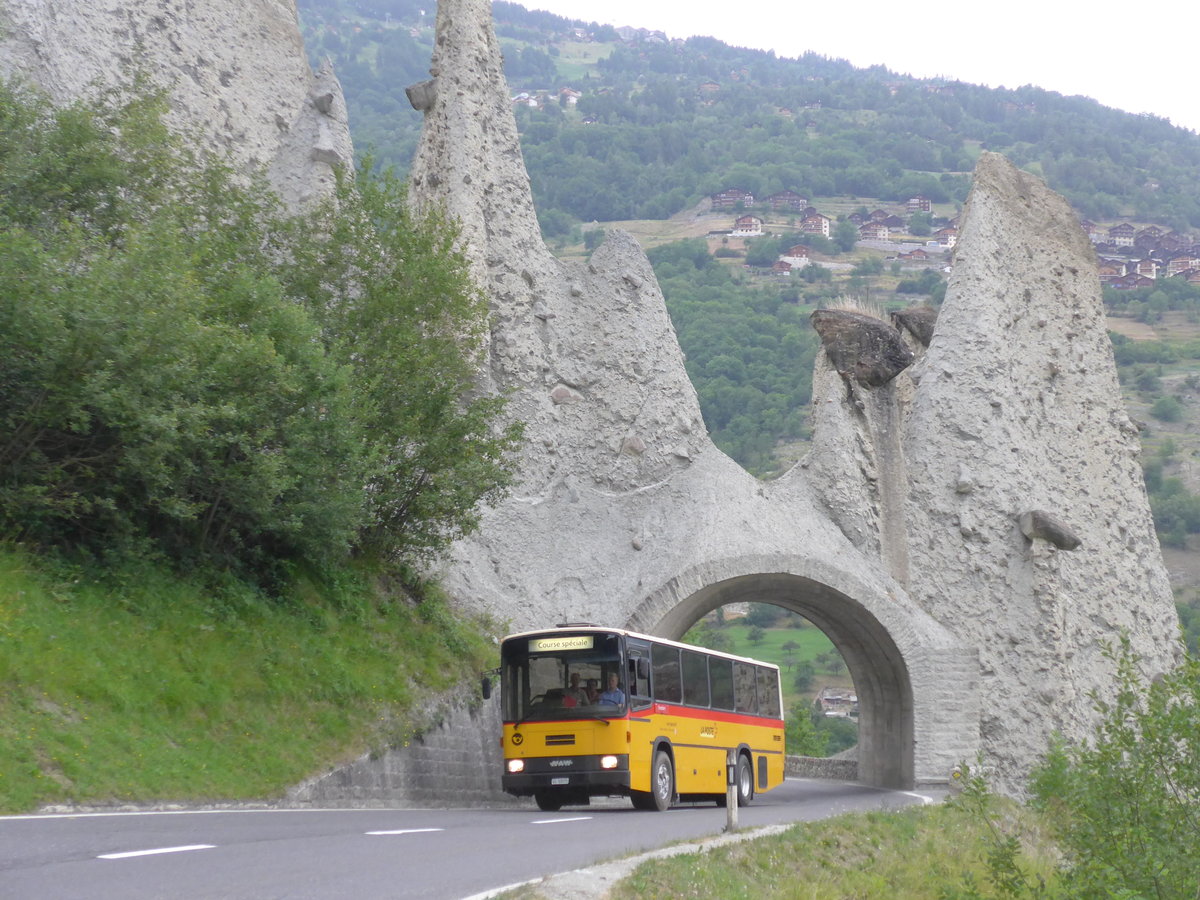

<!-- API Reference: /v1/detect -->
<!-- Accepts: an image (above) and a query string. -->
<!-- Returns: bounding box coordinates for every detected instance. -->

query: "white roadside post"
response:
[725,748,739,832]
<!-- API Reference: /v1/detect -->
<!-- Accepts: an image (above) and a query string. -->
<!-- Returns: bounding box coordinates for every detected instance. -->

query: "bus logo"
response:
[549,759,574,767]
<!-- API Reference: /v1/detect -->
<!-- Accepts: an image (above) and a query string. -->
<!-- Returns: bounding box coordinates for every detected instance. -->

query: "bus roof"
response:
[499,624,781,672]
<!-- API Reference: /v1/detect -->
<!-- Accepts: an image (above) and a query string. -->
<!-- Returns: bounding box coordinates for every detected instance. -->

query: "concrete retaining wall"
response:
[287,695,516,808]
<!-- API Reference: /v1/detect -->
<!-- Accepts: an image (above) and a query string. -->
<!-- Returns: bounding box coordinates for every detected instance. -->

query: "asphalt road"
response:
[0,779,938,899]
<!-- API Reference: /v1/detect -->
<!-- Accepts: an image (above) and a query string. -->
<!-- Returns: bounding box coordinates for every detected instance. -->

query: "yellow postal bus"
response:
[498,625,785,811]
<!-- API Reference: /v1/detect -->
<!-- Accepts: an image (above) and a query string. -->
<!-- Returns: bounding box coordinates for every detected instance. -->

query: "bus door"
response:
[626,641,651,710]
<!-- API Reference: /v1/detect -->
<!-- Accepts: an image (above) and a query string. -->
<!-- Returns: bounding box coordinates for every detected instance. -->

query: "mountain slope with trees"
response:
[298,0,1200,234]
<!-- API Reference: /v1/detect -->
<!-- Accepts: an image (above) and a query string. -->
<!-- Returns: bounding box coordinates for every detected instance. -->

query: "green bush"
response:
[1029,635,1199,899]
[0,81,519,586]
[1150,395,1184,422]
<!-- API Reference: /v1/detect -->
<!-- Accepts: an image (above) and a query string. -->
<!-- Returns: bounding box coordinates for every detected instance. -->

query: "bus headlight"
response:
[600,755,619,769]
[507,759,525,774]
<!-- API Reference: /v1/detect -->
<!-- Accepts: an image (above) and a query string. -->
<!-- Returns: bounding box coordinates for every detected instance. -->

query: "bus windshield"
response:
[501,631,625,721]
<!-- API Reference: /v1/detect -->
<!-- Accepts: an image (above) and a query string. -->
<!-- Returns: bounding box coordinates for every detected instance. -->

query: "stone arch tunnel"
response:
[639,573,916,790]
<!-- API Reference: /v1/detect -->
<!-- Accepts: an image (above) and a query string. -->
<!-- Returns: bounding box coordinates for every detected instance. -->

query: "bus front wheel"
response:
[631,750,674,811]
[534,791,563,811]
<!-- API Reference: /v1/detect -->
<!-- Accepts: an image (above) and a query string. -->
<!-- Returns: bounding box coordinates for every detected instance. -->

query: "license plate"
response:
[551,777,569,785]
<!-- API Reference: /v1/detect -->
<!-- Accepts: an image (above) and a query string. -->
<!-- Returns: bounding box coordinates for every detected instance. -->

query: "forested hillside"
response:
[298,0,1200,234]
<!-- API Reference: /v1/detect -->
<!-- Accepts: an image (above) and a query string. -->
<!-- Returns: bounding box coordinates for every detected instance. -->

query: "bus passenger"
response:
[566,672,588,706]
[584,678,600,704]
[598,672,625,706]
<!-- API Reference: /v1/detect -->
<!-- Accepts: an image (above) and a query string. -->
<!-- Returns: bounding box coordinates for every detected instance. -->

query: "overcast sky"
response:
[524,0,1200,136]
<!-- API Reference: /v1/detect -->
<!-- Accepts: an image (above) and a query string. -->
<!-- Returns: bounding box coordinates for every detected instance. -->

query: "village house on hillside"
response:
[766,190,808,211]
[711,188,754,209]
[779,244,811,268]
[934,226,957,248]
[802,211,833,237]
[907,195,932,213]
[1108,223,1136,247]
[732,214,764,237]
[859,221,889,241]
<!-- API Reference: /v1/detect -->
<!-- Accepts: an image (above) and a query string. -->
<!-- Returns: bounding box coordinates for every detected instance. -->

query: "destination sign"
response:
[530,635,594,652]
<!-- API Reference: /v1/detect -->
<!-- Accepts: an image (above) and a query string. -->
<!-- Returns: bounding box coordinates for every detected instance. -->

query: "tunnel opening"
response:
[636,571,915,789]
[683,603,859,763]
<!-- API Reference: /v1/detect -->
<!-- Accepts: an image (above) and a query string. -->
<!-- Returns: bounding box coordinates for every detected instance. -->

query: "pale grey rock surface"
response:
[0,0,351,210]
[901,153,1181,784]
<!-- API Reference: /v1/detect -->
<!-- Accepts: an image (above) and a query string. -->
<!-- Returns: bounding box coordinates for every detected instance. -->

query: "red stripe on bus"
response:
[648,703,784,728]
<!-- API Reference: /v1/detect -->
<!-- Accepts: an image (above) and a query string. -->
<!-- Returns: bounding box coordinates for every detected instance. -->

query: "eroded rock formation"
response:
[0,0,352,210]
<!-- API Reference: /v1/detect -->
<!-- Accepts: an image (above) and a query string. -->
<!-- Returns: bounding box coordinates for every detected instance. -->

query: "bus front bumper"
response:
[502,754,630,797]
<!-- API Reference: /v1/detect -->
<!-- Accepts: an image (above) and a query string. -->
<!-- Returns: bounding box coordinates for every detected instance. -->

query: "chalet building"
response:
[1167,256,1200,277]
[1098,259,1128,282]
[802,212,833,237]
[816,687,858,718]
[1161,232,1194,253]
[732,214,764,237]
[1134,259,1158,278]
[712,188,754,209]
[771,260,795,275]
[869,208,891,223]
[882,215,907,230]
[1083,221,1107,244]
[859,222,889,241]
[766,190,809,212]
[847,212,865,226]
[898,248,930,261]
[1108,223,1136,247]
[1110,273,1155,290]
[1135,229,1164,253]
[699,81,721,94]
[559,88,581,105]
[779,244,812,268]
[907,195,933,213]
[934,226,958,248]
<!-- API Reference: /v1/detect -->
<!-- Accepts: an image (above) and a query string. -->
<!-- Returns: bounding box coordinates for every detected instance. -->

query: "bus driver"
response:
[598,671,625,706]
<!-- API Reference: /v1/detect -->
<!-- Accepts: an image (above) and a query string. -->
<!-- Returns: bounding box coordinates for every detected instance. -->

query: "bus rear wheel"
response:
[735,753,754,806]
[534,791,563,811]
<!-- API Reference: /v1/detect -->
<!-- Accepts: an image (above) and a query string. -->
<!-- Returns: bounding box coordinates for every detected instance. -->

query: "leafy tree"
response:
[785,702,826,756]
[1150,395,1184,422]
[0,81,518,585]
[792,661,816,692]
[833,220,859,253]
[1030,635,1200,899]
[281,161,523,563]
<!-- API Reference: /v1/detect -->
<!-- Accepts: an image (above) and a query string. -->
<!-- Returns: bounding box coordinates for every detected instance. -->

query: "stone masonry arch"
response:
[626,558,977,789]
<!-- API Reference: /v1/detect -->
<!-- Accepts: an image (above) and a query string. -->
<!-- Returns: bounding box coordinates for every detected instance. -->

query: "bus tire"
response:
[534,791,563,812]
[650,749,674,812]
[735,753,754,807]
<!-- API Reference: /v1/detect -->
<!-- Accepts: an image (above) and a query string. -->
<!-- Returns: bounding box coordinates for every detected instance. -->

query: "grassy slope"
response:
[0,546,494,813]
[607,798,1060,900]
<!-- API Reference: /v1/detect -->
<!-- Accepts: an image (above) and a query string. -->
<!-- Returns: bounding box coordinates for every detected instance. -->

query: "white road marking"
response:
[98,844,215,859]
[364,828,445,835]
[531,816,593,825]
